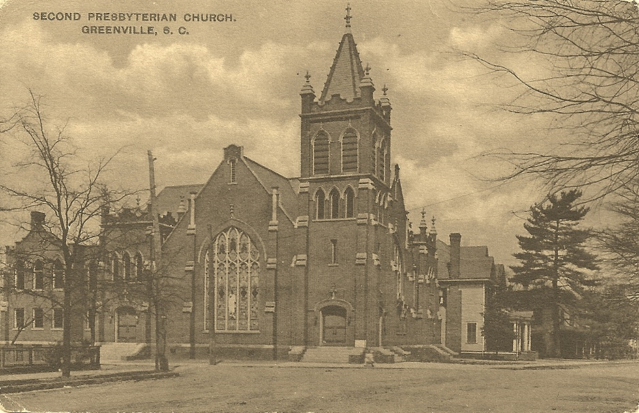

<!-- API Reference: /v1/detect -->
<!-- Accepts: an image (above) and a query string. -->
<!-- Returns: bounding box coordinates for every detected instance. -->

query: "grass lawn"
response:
[6,361,639,413]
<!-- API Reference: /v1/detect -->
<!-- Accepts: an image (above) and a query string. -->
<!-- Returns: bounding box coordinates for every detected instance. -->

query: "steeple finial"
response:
[304,71,311,83]
[430,216,437,235]
[382,84,388,96]
[364,63,371,76]
[345,3,352,32]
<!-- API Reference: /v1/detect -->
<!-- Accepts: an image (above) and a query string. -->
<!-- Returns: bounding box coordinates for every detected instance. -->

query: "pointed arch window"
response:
[344,187,355,218]
[213,227,260,332]
[313,131,329,175]
[229,159,237,183]
[377,139,387,182]
[34,260,44,290]
[53,259,64,289]
[315,189,326,220]
[342,128,358,173]
[122,252,132,281]
[329,188,340,219]
[134,253,144,281]
[15,260,25,290]
[204,250,210,331]
[110,254,119,283]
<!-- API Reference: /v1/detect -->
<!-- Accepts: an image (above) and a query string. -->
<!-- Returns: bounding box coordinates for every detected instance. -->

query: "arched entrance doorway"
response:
[116,307,137,342]
[321,306,347,345]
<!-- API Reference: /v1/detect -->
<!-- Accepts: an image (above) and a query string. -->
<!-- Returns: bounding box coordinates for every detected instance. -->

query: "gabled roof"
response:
[156,184,204,216]
[242,157,297,224]
[437,239,496,281]
[320,33,365,102]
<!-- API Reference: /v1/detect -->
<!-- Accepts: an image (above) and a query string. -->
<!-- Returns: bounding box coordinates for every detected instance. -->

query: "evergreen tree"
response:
[511,189,598,357]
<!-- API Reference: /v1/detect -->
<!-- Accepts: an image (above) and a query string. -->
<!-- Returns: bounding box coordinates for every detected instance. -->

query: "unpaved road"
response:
[5,361,639,412]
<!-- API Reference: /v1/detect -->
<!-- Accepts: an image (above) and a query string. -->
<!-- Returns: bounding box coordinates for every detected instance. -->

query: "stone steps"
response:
[99,343,145,361]
[300,346,364,364]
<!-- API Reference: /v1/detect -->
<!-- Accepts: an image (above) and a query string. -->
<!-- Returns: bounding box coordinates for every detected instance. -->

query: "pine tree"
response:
[511,189,598,357]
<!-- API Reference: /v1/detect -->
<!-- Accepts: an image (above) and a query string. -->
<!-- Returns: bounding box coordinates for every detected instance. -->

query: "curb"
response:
[0,370,179,394]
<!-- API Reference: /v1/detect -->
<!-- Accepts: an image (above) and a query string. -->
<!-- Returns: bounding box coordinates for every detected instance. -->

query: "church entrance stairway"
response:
[299,346,364,364]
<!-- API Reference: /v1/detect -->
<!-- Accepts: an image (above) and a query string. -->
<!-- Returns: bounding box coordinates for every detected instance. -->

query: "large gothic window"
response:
[341,128,358,173]
[344,187,355,218]
[313,131,329,175]
[212,227,260,332]
[315,189,326,219]
[204,251,210,331]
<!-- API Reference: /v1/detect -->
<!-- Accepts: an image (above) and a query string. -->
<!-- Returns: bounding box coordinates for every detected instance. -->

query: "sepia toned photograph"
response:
[0,0,638,412]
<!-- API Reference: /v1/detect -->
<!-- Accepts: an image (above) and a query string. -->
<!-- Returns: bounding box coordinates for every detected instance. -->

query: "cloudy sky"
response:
[0,0,583,267]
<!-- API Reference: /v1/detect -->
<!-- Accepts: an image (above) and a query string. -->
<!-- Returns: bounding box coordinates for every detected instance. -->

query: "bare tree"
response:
[0,90,126,377]
[463,0,639,200]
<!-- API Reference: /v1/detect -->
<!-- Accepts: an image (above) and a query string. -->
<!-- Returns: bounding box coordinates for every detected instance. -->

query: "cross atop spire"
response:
[382,84,388,96]
[345,3,352,32]
[364,63,371,76]
[304,71,311,83]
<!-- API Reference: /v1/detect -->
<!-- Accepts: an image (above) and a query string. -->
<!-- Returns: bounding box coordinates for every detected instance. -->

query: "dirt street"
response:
[5,361,639,413]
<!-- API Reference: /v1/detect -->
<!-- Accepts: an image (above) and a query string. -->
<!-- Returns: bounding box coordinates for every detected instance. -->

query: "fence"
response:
[0,345,100,370]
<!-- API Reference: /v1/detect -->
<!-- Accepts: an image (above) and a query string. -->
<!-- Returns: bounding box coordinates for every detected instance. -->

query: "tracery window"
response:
[212,227,260,332]
[313,131,329,175]
[329,188,340,219]
[315,189,326,219]
[344,187,355,218]
[204,251,210,331]
[341,128,358,173]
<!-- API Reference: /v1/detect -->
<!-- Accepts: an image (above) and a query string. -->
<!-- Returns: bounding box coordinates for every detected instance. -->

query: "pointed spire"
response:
[380,84,391,107]
[360,62,374,89]
[430,216,437,235]
[419,208,428,235]
[345,3,352,33]
[300,70,315,95]
[320,5,365,103]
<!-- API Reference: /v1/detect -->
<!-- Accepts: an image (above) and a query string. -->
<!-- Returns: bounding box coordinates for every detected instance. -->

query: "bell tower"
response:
[299,4,392,185]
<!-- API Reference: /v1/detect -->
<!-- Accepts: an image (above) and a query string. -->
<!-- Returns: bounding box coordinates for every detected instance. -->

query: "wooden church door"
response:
[322,306,347,345]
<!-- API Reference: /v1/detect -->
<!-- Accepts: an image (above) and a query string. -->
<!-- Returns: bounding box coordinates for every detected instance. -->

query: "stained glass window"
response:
[212,227,260,332]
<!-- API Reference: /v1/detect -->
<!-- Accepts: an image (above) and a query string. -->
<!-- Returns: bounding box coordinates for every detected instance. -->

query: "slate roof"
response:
[156,184,204,216]
[437,239,496,281]
[242,157,298,224]
[319,33,365,102]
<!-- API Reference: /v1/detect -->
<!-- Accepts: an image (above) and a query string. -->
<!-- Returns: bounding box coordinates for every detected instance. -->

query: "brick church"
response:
[3,9,515,362]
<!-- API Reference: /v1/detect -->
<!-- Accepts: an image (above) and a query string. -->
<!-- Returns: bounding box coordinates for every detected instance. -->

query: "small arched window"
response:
[377,139,387,182]
[316,189,326,219]
[344,187,355,218]
[134,253,144,281]
[15,260,25,290]
[313,131,329,175]
[34,260,44,290]
[329,188,340,219]
[123,252,131,281]
[342,128,358,173]
[53,259,64,289]
[229,159,237,183]
[111,254,119,282]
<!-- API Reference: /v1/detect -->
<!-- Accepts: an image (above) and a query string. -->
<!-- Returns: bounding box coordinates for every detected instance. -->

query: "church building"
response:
[1,8,510,363]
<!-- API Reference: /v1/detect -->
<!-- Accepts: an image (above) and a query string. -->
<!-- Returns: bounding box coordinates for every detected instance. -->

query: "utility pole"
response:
[148,150,168,371]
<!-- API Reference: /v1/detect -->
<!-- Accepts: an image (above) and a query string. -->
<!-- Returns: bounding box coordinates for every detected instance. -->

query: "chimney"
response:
[449,233,461,279]
[30,211,45,231]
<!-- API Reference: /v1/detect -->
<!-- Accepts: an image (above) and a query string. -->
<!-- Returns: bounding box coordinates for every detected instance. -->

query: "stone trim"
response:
[355,253,367,265]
